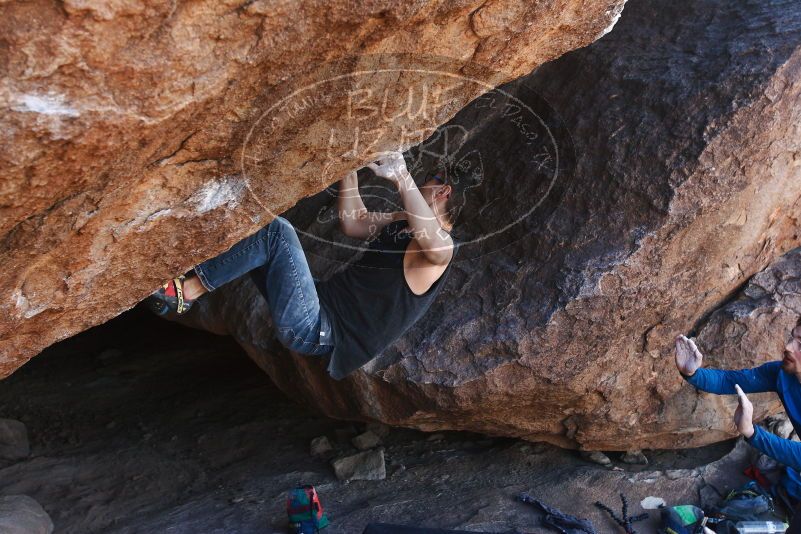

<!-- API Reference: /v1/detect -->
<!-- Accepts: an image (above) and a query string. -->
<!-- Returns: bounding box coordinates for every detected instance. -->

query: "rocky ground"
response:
[0,308,779,533]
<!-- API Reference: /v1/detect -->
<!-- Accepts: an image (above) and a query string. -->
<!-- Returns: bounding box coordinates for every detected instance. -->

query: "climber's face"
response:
[781,325,801,374]
[419,178,451,209]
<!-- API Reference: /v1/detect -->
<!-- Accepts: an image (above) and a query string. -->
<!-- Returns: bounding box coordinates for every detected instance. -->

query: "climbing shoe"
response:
[146,275,195,316]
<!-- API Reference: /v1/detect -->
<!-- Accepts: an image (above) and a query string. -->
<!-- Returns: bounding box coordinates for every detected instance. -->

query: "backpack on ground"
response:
[713,481,774,522]
[287,485,329,533]
[659,504,707,534]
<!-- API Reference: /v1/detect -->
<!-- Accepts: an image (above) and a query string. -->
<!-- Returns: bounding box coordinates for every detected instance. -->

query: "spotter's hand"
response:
[734,384,755,439]
[675,335,703,377]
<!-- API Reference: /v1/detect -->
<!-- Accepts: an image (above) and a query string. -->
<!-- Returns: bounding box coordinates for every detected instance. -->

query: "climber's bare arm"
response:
[337,171,401,240]
[396,171,454,265]
[368,153,454,266]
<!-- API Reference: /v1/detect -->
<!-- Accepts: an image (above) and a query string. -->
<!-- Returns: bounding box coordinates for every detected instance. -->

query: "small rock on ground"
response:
[0,495,54,534]
[755,452,780,472]
[331,449,386,481]
[351,431,382,451]
[621,450,648,465]
[581,451,612,467]
[766,413,794,440]
[0,419,29,461]
[640,496,666,509]
[310,436,333,456]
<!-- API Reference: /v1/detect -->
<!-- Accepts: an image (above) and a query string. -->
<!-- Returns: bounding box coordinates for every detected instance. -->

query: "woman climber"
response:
[146,151,475,380]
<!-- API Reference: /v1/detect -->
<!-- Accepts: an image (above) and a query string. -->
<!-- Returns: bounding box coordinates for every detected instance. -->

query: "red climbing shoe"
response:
[145,275,195,316]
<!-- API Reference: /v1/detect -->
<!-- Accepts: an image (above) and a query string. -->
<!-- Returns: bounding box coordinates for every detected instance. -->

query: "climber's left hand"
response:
[734,384,755,439]
[366,152,410,188]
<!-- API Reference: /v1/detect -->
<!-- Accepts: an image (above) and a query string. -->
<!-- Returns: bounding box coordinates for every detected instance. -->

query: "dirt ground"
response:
[0,307,765,533]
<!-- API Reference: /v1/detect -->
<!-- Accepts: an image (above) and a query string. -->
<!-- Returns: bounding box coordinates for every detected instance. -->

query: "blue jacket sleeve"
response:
[683,362,780,394]
[747,425,801,472]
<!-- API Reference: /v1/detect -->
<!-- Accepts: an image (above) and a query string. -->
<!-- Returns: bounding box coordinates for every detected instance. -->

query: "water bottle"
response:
[735,521,788,534]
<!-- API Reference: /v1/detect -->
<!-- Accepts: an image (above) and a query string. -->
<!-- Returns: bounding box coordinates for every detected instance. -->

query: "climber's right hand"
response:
[366,152,409,186]
[675,335,703,377]
[734,384,755,439]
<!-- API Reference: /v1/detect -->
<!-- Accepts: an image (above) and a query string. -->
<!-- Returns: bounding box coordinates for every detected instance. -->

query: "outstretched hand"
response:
[366,152,409,186]
[734,384,755,438]
[675,335,703,377]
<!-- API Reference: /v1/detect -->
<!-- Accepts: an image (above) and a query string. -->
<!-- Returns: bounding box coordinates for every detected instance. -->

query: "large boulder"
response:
[0,419,30,461]
[0,495,53,534]
[0,0,626,375]
[181,0,801,450]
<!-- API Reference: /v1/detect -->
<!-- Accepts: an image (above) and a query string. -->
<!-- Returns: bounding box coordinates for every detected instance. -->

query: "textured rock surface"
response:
[181,0,801,450]
[0,0,626,375]
[331,448,386,481]
[351,430,382,451]
[310,435,334,457]
[0,419,30,461]
[0,495,53,534]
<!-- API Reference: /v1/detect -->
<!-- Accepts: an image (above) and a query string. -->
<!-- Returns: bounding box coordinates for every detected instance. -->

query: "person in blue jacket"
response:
[675,321,801,503]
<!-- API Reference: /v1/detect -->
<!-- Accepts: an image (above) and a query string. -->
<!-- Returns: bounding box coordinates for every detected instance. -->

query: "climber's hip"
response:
[193,216,334,356]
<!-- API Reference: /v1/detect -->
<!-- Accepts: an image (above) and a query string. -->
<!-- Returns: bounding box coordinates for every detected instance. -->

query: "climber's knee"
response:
[274,326,291,347]
[268,215,292,234]
[276,325,308,352]
[275,324,324,355]
[267,216,305,256]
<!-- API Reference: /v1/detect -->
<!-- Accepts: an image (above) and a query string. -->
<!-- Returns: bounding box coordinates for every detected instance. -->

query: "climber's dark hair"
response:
[435,160,482,229]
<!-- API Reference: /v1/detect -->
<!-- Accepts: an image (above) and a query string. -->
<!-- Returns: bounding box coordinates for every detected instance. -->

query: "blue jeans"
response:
[193,216,334,356]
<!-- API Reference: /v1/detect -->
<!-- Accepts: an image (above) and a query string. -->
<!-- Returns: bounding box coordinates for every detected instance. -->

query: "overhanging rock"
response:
[182,0,801,450]
[0,0,628,375]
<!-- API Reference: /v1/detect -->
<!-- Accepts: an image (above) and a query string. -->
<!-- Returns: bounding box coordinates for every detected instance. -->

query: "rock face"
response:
[331,449,386,481]
[181,0,801,450]
[0,495,53,534]
[0,0,626,375]
[0,419,30,461]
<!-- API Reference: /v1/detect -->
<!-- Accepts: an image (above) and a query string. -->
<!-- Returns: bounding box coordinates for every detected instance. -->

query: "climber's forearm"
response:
[747,425,801,472]
[337,172,397,239]
[683,363,779,395]
[397,171,453,264]
[337,172,367,229]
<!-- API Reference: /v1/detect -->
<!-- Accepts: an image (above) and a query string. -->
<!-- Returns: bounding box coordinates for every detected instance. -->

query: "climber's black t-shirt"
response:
[315,219,456,380]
